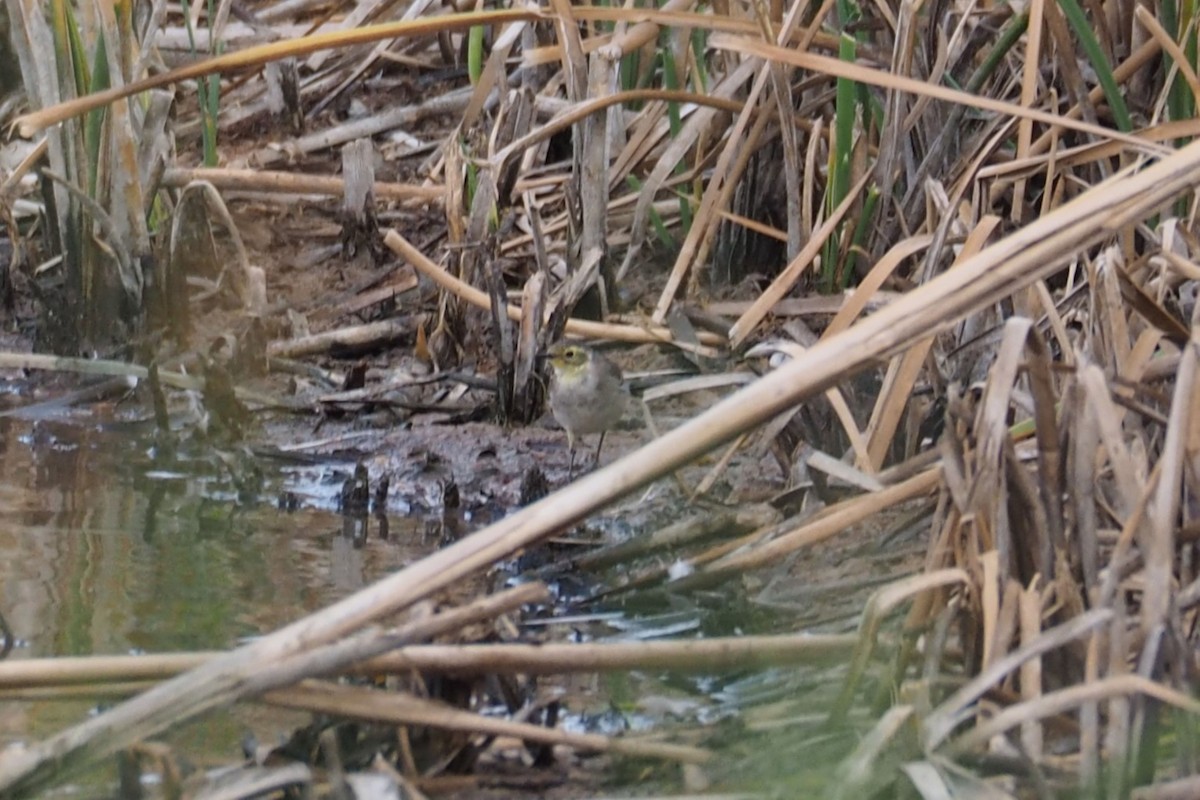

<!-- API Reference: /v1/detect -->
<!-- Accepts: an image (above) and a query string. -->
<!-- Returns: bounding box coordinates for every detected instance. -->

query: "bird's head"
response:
[546,343,591,379]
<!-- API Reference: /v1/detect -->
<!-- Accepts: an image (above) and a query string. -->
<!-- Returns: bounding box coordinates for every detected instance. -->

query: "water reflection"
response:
[0,416,424,745]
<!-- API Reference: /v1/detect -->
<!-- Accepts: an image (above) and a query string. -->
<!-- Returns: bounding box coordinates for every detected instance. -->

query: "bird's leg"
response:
[566,431,577,479]
[592,431,607,470]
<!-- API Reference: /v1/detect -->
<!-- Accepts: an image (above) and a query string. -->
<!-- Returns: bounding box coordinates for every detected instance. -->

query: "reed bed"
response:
[2,0,1200,796]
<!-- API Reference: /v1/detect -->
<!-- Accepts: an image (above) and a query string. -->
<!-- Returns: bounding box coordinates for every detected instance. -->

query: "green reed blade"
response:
[1056,0,1132,131]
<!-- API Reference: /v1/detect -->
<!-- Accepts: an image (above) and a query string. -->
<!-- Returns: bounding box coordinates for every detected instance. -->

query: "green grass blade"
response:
[660,41,692,234]
[467,25,485,85]
[1056,0,1133,131]
[84,33,110,197]
[619,48,641,93]
[824,29,858,292]
[967,11,1029,94]
[58,2,88,96]
[1163,0,1197,135]
[183,1,221,166]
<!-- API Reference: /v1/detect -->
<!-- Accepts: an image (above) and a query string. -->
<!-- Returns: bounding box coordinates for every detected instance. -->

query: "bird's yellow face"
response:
[547,344,591,382]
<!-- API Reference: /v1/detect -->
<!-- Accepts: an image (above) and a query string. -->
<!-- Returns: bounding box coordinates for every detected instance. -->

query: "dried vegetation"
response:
[3,0,1200,796]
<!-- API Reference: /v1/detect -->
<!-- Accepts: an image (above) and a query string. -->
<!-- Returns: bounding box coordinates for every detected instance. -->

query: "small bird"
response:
[546,343,626,475]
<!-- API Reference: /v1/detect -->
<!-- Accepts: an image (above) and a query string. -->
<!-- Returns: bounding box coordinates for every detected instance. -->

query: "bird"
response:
[545,343,626,475]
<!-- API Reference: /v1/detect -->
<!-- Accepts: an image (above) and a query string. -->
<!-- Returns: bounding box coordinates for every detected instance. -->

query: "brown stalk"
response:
[1018,578,1047,759]
[160,167,443,203]
[267,318,420,359]
[644,56,766,321]
[1011,0,1047,223]
[15,9,543,136]
[1142,336,1197,633]
[613,64,763,286]
[0,634,856,692]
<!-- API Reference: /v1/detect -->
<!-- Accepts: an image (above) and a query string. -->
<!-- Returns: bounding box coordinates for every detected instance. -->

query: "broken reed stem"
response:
[0,352,195,388]
[267,317,420,359]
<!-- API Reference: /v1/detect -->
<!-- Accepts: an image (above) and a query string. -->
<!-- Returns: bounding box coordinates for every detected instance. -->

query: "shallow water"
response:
[0,413,426,750]
[0,406,876,796]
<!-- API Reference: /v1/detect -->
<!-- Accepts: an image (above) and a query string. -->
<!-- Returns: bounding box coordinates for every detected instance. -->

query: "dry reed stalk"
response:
[748,341,874,469]
[160,167,444,203]
[0,633,860,694]
[1011,0,1048,224]
[267,318,420,358]
[14,9,544,136]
